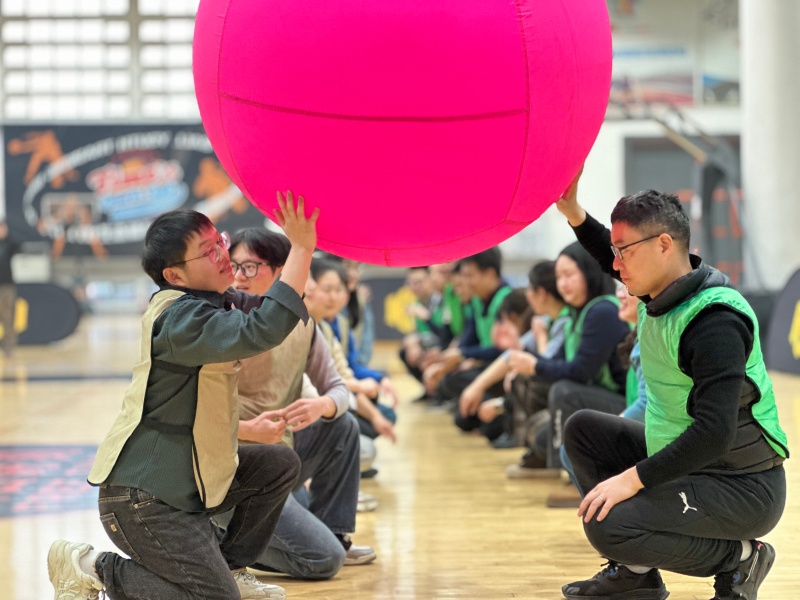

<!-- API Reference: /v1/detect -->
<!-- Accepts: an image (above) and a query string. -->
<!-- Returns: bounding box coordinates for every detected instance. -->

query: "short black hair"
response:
[310,257,348,287]
[498,288,529,319]
[229,228,290,266]
[142,209,213,287]
[460,246,502,277]
[528,260,563,302]
[610,190,690,252]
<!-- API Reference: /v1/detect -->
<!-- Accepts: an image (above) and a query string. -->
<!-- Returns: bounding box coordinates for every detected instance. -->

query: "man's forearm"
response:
[572,212,618,277]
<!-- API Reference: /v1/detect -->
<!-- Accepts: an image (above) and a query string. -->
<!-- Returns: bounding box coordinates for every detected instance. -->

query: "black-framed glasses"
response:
[610,233,663,260]
[231,260,272,278]
[171,231,230,267]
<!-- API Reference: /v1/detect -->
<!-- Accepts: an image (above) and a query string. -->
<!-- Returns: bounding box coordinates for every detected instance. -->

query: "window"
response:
[1,1,200,119]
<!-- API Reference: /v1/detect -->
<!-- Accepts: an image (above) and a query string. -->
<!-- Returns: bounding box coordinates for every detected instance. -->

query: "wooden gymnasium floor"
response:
[1,314,798,600]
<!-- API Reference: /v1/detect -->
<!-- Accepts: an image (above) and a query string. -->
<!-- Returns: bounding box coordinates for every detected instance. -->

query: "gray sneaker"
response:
[47,540,103,600]
[232,569,286,599]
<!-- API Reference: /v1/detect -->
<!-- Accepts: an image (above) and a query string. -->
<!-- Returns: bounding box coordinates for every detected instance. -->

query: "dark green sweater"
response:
[106,280,307,512]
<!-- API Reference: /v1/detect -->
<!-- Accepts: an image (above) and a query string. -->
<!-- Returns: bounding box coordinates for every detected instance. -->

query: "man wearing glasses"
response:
[49,192,319,600]
[554,174,788,600]
[221,227,376,580]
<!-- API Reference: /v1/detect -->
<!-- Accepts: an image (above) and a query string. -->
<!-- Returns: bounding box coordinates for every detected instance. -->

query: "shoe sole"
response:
[562,586,669,600]
[344,553,377,566]
[47,540,71,592]
[239,590,285,600]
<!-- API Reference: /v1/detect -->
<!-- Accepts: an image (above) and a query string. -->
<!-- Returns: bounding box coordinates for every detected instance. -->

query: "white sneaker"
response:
[357,491,379,512]
[47,540,104,600]
[232,569,286,600]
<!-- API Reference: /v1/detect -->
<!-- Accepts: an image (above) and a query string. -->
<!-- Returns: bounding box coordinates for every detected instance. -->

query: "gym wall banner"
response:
[766,268,800,376]
[3,124,268,258]
[0,283,80,345]
[366,277,414,341]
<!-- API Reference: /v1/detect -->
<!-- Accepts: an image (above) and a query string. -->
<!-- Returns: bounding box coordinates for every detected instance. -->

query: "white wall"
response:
[740,0,800,292]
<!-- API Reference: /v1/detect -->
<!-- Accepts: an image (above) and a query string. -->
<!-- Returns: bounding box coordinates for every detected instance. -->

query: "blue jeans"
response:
[95,444,300,600]
[218,412,361,580]
[560,445,580,492]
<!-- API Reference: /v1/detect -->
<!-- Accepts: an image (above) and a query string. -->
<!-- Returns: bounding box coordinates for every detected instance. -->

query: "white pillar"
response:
[740,0,800,291]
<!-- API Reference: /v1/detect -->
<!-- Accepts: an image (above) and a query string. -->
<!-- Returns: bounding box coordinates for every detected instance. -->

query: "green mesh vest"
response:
[638,287,788,458]
[563,295,622,392]
[442,283,465,337]
[470,286,512,347]
[416,284,465,338]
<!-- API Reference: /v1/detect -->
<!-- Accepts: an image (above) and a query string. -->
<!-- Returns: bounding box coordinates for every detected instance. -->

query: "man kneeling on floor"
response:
[48,193,317,600]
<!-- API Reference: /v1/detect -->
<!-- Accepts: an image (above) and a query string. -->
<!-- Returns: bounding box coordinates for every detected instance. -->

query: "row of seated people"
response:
[399,244,647,508]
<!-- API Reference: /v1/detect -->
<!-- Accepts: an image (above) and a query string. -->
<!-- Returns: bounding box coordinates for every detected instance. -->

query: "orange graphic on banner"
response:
[192,158,248,223]
[7,130,79,188]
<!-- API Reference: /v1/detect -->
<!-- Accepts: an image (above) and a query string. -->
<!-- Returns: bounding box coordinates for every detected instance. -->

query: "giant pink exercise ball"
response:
[193,0,611,266]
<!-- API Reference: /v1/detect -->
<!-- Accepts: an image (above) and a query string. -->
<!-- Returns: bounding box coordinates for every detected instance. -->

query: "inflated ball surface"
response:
[193,0,612,265]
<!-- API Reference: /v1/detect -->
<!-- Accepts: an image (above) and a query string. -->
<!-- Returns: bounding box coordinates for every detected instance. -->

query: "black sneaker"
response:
[491,432,517,449]
[562,561,669,600]
[711,540,775,600]
[519,447,547,469]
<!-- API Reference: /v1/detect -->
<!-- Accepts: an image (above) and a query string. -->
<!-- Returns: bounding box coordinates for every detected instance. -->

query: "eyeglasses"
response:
[171,231,230,267]
[231,260,272,278]
[610,233,662,260]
